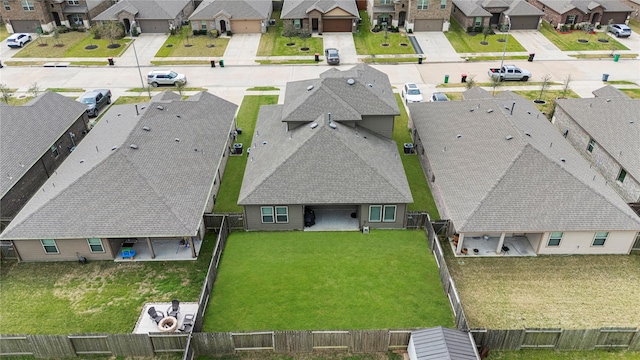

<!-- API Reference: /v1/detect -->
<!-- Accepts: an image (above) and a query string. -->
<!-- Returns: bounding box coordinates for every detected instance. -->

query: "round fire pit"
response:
[158,316,178,332]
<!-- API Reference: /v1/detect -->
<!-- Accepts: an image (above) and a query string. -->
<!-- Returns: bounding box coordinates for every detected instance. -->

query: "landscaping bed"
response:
[155,27,228,57]
[257,11,323,56]
[539,21,628,51]
[12,31,130,58]
[444,18,526,53]
[353,11,415,55]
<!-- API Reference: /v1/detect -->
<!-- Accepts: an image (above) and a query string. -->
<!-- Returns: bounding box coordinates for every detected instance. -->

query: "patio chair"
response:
[179,313,195,332]
[147,307,165,324]
[167,299,180,318]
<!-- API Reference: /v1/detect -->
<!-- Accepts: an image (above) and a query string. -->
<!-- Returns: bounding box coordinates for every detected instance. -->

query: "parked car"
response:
[401,83,424,103]
[430,92,449,102]
[608,24,631,38]
[325,48,340,65]
[147,70,187,87]
[80,89,111,117]
[488,65,531,81]
[6,33,32,48]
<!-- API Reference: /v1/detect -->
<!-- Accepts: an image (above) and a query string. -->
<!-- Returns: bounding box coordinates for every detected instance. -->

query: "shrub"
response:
[226,30,232,36]
[210,29,219,38]
[570,24,575,30]
[596,24,602,29]
[408,28,413,33]
[57,25,70,33]
[170,28,178,35]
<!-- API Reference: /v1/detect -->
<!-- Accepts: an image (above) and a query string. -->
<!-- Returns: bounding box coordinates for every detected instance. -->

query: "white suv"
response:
[147,70,187,87]
[7,33,32,48]
[401,83,424,103]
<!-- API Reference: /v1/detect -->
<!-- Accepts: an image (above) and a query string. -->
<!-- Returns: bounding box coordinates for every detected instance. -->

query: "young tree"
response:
[490,75,502,96]
[537,74,552,102]
[97,21,124,46]
[174,81,186,96]
[560,74,572,98]
[282,22,298,45]
[0,83,14,104]
[52,27,62,46]
[481,26,491,45]
[28,82,41,97]
[298,28,311,49]
[464,75,477,90]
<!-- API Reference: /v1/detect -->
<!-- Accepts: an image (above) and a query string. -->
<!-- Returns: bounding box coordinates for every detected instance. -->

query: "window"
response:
[547,232,563,246]
[3,1,10,10]
[261,206,274,223]
[275,206,288,223]
[380,0,390,4]
[566,15,576,24]
[617,168,627,183]
[474,17,482,27]
[41,239,59,254]
[21,0,34,10]
[587,138,595,153]
[369,205,382,222]
[71,14,83,25]
[592,231,608,246]
[51,145,59,158]
[440,0,446,9]
[417,0,428,10]
[88,238,104,253]
[201,20,206,30]
[67,0,79,4]
[383,205,396,222]
[294,19,301,29]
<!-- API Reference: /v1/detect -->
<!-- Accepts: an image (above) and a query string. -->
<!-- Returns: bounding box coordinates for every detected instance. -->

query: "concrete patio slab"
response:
[133,302,199,334]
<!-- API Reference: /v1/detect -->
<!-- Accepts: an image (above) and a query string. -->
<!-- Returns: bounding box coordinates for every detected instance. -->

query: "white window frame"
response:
[369,205,382,222]
[547,232,563,247]
[21,0,34,11]
[293,19,301,29]
[587,138,595,153]
[592,231,608,246]
[474,17,482,27]
[67,0,79,4]
[617,168,627,183]
[3,1,10,10]
[566,15,576,25]
[440,0,446,9]
[71,14,83,25]
[261,206,274,223]
[41,239,59,254]
[275,206,289,223]
[87,238,104,253]
[383,205,397,222]
[201,20,207,30]
[51,145,59,158]
[380,0,390,4]
[417,0,428,10]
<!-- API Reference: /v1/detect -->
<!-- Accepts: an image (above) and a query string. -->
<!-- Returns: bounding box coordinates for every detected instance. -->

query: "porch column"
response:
[146,237,155,259]
[189,237,196,258]
[456,233,465,254]
[496,232,506,254]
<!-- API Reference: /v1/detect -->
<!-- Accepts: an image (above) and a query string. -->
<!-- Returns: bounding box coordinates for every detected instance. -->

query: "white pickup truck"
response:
[488,65,532,81]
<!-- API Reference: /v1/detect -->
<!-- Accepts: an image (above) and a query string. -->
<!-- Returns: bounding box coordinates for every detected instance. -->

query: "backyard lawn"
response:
[202,230,454,331]
[539,21,628,51]
[155,27,228,57]
[445,18,526,53]
[353,11,415,55]
[12,31,130,58]
[213,95,278,213]
[257,11,324,56]
[0,234,217,334]
[442,238,640,329]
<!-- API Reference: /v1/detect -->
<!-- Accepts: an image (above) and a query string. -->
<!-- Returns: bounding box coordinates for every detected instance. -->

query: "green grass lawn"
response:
[0,27,9,42]
[155,27,228,57]
[393,94,439,216]
[488,350,640,360]
[512,89,580,118]
[13,31,130,58]
[213,95,278,213]
[445,18,526,53]
[202,230,454,331]
[620,88,640,98]
[353,11,415,55]
[539,21,628,51]
[629,18,640,34]
[0,234,217,334]
[257,11,324,56]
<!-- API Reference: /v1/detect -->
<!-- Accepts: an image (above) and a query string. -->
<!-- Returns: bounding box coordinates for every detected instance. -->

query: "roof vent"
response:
[525,132,531,137]
[368,83,373,87]
[456,134,462,138]
[527,111,531,114]
[156,105,164,110]
[175,138,180,142]
[130,144,139,149]
[560,158,566,163]
[487,109,493,113]
[310,122,318,129]
[347,78,355,85]
[262,141,267,145]
[329,122,337,129]
[307,85,314,91]
[630,121,634,124]
[79,160,85,163]
[504,106,510,110]
[469,108,475,112]
[111,146,117,151]
[506,135,513,140]
[142,126,151,131]
[606,99,611,102]
[176,115,181,118]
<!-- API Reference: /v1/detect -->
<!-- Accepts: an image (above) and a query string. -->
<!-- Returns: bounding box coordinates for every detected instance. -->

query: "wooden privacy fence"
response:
[204,213,244,231]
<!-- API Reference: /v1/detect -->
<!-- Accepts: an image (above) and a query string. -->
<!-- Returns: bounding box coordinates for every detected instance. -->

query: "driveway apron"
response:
[411,32,460,62]
[222,33,262,65]
[508,30,571,61]
[322,33,358,64]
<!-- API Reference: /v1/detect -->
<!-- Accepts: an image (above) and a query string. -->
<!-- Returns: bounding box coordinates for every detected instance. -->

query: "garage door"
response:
[323,19,352,32]
[231,20,261,33]
[139,20,169,33]
[413,19,443,31]
[11,20,40,33]
[603,12,628,25]
[510,16,540,30]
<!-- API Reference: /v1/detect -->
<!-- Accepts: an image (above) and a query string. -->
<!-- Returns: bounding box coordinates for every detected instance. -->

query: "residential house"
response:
[238,64,413,231]
[552,86,640,204]
[281,0,359,33]
[93,0,195,34]
[527,0,632,28]
[367,0,452,31]
[0,92,89,227]
[1,0,112,33]
[451,0,544,31]
[621,0,640,19]
[408,89,640,256]
[189,0,272,34]
[0,91,238,262]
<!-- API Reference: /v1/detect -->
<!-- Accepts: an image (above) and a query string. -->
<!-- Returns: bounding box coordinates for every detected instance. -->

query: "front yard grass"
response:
[155,27,228,57]
[353,11,415,55]
[512,89,580,118]
[213,95,278,213]
[13,32,130,58]
[0,234,217,334]
[539,21,628,51]
[445,18,526,53]
[629,18,640,34]
[257,11,324,56]
[203,230,454,331]
[442,238,640,329]
[620,88,640,98]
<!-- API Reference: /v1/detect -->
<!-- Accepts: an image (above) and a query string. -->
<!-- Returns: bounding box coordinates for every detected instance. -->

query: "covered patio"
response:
[304,208,359,232]
[450,234,537,257]
[113,238,202,262]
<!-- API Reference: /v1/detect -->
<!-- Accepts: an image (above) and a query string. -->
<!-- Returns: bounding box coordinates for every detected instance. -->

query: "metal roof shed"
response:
[408,327,480,360]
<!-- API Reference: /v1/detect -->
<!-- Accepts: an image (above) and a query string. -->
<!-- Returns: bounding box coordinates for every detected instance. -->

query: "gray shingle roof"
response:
[592,85,630,98]
[555,96,640,184]
[190,0,271,20]
[538,0,632,14]
[504,0,544,16]
[0,92,237,240]
[94,0,191,21]
[0,92,87,198]
[452,0,492,16]
[411,327,479,360]
[281,0,358,19]
[409,92,640,233]
[462,87,494,100]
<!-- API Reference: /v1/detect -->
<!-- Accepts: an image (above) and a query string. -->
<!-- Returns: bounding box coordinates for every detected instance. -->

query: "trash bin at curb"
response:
[444,74,449,84]
[210,59,215,67]
[219,59,225,67]
[528,53,535,62]
[418,55,423,64]
[613,54,620,62]
[602,73,610,81]
[314,53,320,61]
[107,57,114,66]
[461,73,467,83]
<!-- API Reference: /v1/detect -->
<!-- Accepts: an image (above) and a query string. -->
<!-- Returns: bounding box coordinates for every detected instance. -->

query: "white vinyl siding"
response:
[41,239,59,254]
[88,238,104,253]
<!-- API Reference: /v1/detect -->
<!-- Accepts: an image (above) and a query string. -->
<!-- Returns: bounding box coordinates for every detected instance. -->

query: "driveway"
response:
[322,33,357,65]
[118,33,169,66]
[411,32,460,62]
[606,30,640,54]
[223,33,262,65]
[508,30,571,60]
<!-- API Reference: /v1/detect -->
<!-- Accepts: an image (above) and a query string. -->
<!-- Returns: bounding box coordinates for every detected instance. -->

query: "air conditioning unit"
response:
[362,226,370,234]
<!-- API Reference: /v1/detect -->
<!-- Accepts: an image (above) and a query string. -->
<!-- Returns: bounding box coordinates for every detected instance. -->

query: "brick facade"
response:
[527,0,608,28]
[367,0,452,30]
[451,4,489,30]
[1,0,112,33]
